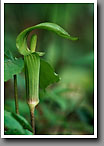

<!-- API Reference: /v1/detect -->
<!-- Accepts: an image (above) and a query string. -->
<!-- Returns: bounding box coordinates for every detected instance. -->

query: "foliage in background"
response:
[4,3,94,135]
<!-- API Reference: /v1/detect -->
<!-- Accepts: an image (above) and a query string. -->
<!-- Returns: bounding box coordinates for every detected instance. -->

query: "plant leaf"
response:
[4,110,25,134]
[4,51,24,82]
[4,110,32,135]
[5,129,33,135]
[16,22,78,55]
[24,129,33,135]
[12,112,32,131]
[5,129,23,135]
[39,59,60,89]
[4,49,14,61]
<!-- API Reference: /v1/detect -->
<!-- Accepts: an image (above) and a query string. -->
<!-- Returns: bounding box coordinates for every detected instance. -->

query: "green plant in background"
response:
[4,22,78,135]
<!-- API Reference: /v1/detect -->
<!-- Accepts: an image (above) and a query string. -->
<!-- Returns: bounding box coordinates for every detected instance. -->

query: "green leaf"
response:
[12,112,32,131]
[5,128,33,135]
[4,110,25,134]
[16,22,78,55]
[5,129,23,135]
[4,51,24,81]
[4,110,33,135]
[25,129,33,135]
[4,49,14,61]
[39,59,60,89]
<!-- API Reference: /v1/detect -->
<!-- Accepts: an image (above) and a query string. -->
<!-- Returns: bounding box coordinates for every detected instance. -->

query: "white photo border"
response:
[1,0,97,138]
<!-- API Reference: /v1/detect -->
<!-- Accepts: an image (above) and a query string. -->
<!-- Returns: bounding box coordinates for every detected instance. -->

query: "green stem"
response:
[14,75,19,114]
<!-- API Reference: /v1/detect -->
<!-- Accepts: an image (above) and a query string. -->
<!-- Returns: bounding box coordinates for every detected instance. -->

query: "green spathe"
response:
[24,53,40,107]
[16,22,78,56]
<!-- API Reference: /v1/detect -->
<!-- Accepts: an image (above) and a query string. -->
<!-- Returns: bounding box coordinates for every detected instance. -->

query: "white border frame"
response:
[1,0,97,138]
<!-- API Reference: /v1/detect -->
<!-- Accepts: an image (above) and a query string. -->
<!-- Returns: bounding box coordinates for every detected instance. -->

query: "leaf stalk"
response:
[14,75,19,114]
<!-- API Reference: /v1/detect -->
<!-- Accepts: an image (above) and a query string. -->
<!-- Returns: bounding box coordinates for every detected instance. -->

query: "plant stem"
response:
[14,75,19,114]
[29,106,35,134]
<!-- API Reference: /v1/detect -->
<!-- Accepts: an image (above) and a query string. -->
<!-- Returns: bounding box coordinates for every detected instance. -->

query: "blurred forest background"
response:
[4,3,94,135]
